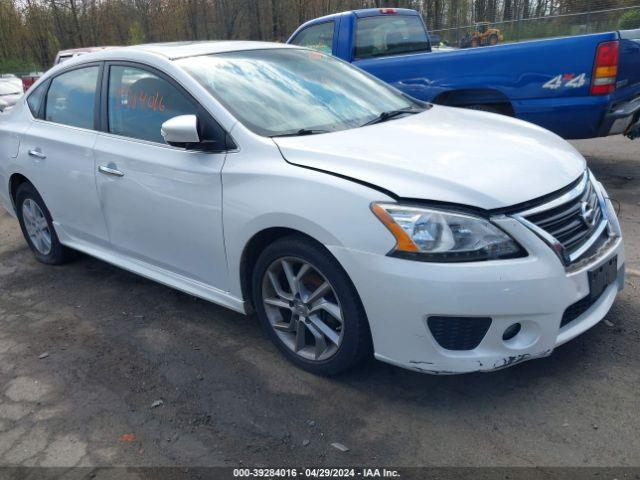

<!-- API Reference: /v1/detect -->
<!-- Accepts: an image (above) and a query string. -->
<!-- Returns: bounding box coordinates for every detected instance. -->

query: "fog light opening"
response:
[502,323,522,341]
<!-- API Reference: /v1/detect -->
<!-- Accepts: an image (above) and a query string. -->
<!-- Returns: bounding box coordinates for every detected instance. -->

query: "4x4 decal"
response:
[543,73,588,90]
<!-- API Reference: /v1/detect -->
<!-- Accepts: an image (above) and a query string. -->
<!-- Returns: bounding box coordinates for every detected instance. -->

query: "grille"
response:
[562,255,618,328]
[427,316,492,351]
[522,174,605,261]
[561,293,602,328]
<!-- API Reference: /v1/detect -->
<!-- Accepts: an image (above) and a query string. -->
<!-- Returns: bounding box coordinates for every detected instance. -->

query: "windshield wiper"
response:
[272,128,331,138]
[361,107,423,127]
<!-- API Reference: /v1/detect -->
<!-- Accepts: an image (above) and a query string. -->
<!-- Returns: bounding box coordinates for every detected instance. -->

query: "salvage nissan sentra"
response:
[0,42,625,375]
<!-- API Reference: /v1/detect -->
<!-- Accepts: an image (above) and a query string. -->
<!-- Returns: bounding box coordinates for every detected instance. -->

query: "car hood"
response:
[273,105,586,210]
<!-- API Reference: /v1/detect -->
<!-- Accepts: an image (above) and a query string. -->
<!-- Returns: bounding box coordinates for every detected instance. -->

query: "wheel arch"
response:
[433,88,515,116]
[8,173,33,212]
[239,227,333,311]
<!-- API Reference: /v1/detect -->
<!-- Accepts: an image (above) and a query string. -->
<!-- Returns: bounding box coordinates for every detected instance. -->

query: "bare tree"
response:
[1,0,637,72]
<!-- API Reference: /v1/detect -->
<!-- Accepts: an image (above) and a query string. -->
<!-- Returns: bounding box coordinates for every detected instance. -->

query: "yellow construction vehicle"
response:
[460,22,504,48]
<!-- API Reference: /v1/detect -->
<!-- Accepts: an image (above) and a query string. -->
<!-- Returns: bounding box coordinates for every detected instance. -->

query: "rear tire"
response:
[251,235,372,376]
[15,183,74,265]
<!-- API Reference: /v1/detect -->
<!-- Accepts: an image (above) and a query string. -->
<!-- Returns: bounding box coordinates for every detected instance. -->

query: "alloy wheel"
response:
[22,199,52,255]
[261,257,345,362]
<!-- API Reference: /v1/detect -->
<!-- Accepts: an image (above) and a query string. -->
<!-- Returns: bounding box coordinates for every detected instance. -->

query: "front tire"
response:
[251,235,372,376]
[15,183,73,265]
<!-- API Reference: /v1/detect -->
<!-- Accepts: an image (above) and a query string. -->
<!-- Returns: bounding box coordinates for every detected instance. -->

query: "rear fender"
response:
[0,106,33,213]
[0,108,24,159]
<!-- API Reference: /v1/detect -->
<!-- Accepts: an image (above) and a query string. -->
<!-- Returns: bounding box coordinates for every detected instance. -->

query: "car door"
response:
[18,63,110,247]
[93,62,230,290]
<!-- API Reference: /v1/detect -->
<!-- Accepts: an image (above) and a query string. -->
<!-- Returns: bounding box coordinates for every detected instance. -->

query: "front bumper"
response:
[328,199,624,375]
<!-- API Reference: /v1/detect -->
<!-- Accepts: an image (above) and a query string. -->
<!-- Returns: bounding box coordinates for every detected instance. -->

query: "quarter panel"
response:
[354,32,616,103]
[0,105,32,214]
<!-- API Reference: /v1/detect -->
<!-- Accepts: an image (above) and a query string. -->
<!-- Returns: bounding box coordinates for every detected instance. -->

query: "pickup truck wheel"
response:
[466,104,501,114]
[252,235,372,376]
[15,183,74,265]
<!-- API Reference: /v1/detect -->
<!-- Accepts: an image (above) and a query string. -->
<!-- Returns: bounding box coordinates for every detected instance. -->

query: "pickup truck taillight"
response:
[591,41,619,95]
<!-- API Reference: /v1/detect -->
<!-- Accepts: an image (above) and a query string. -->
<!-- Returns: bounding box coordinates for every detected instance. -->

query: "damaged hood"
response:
[273,105,586,210]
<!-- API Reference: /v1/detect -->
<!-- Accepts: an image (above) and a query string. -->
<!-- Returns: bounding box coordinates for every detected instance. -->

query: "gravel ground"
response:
[0,135,638,469]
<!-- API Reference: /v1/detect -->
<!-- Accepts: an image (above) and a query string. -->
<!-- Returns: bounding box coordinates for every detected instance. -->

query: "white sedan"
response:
[0,42,625,375]
[0,78,23,113]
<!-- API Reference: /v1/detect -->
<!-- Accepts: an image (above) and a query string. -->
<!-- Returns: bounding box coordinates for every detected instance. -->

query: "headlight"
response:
[371,203,526,262]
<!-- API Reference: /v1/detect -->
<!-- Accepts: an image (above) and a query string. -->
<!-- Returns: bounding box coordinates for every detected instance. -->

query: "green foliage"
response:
[128,21,146,45]
[0,58,39,75]
[619,10,640,30]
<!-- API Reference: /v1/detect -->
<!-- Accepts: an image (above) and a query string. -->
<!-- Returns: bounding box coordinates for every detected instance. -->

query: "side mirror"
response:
[161,115,200,147]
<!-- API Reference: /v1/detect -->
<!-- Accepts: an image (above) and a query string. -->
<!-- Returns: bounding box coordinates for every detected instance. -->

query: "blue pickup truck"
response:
[288,8,640,140]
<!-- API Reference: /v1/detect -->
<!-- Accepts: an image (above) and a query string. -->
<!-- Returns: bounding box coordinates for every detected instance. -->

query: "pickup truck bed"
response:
[288,9,640,140]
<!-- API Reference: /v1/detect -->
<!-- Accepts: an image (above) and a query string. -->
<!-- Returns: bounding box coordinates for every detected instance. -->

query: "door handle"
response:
[98,165,125,177]
[28,148,46,159]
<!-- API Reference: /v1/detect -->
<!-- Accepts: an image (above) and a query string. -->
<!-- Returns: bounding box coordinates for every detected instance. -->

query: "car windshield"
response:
[176,48,422,137]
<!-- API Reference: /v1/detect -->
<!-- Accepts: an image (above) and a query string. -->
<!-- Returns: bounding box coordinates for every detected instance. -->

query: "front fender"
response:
[237,212,342,250]
[221,138,396,301]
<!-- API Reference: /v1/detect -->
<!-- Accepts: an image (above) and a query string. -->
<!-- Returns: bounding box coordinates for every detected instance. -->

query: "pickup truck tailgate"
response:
[617,30,640,98]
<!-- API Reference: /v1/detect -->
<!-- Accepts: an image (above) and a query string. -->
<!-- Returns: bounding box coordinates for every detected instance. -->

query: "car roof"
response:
[289,8,421,38]
[118,41,296,60]
[297,7,419,24]
[38,41,304,85]
[57,47,113,55]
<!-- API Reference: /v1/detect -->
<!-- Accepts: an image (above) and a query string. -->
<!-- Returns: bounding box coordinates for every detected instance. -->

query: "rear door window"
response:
[290,22,335,55]
[355,15,430,59]
[45,66,99,129]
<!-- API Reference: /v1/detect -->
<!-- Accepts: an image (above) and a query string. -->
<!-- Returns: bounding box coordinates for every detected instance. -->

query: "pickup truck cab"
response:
[288,8,640,140]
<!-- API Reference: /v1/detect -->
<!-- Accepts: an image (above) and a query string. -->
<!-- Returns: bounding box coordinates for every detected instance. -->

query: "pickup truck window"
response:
[178,48,418,137]
[355,15,429,60]
[290,22,334,55]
